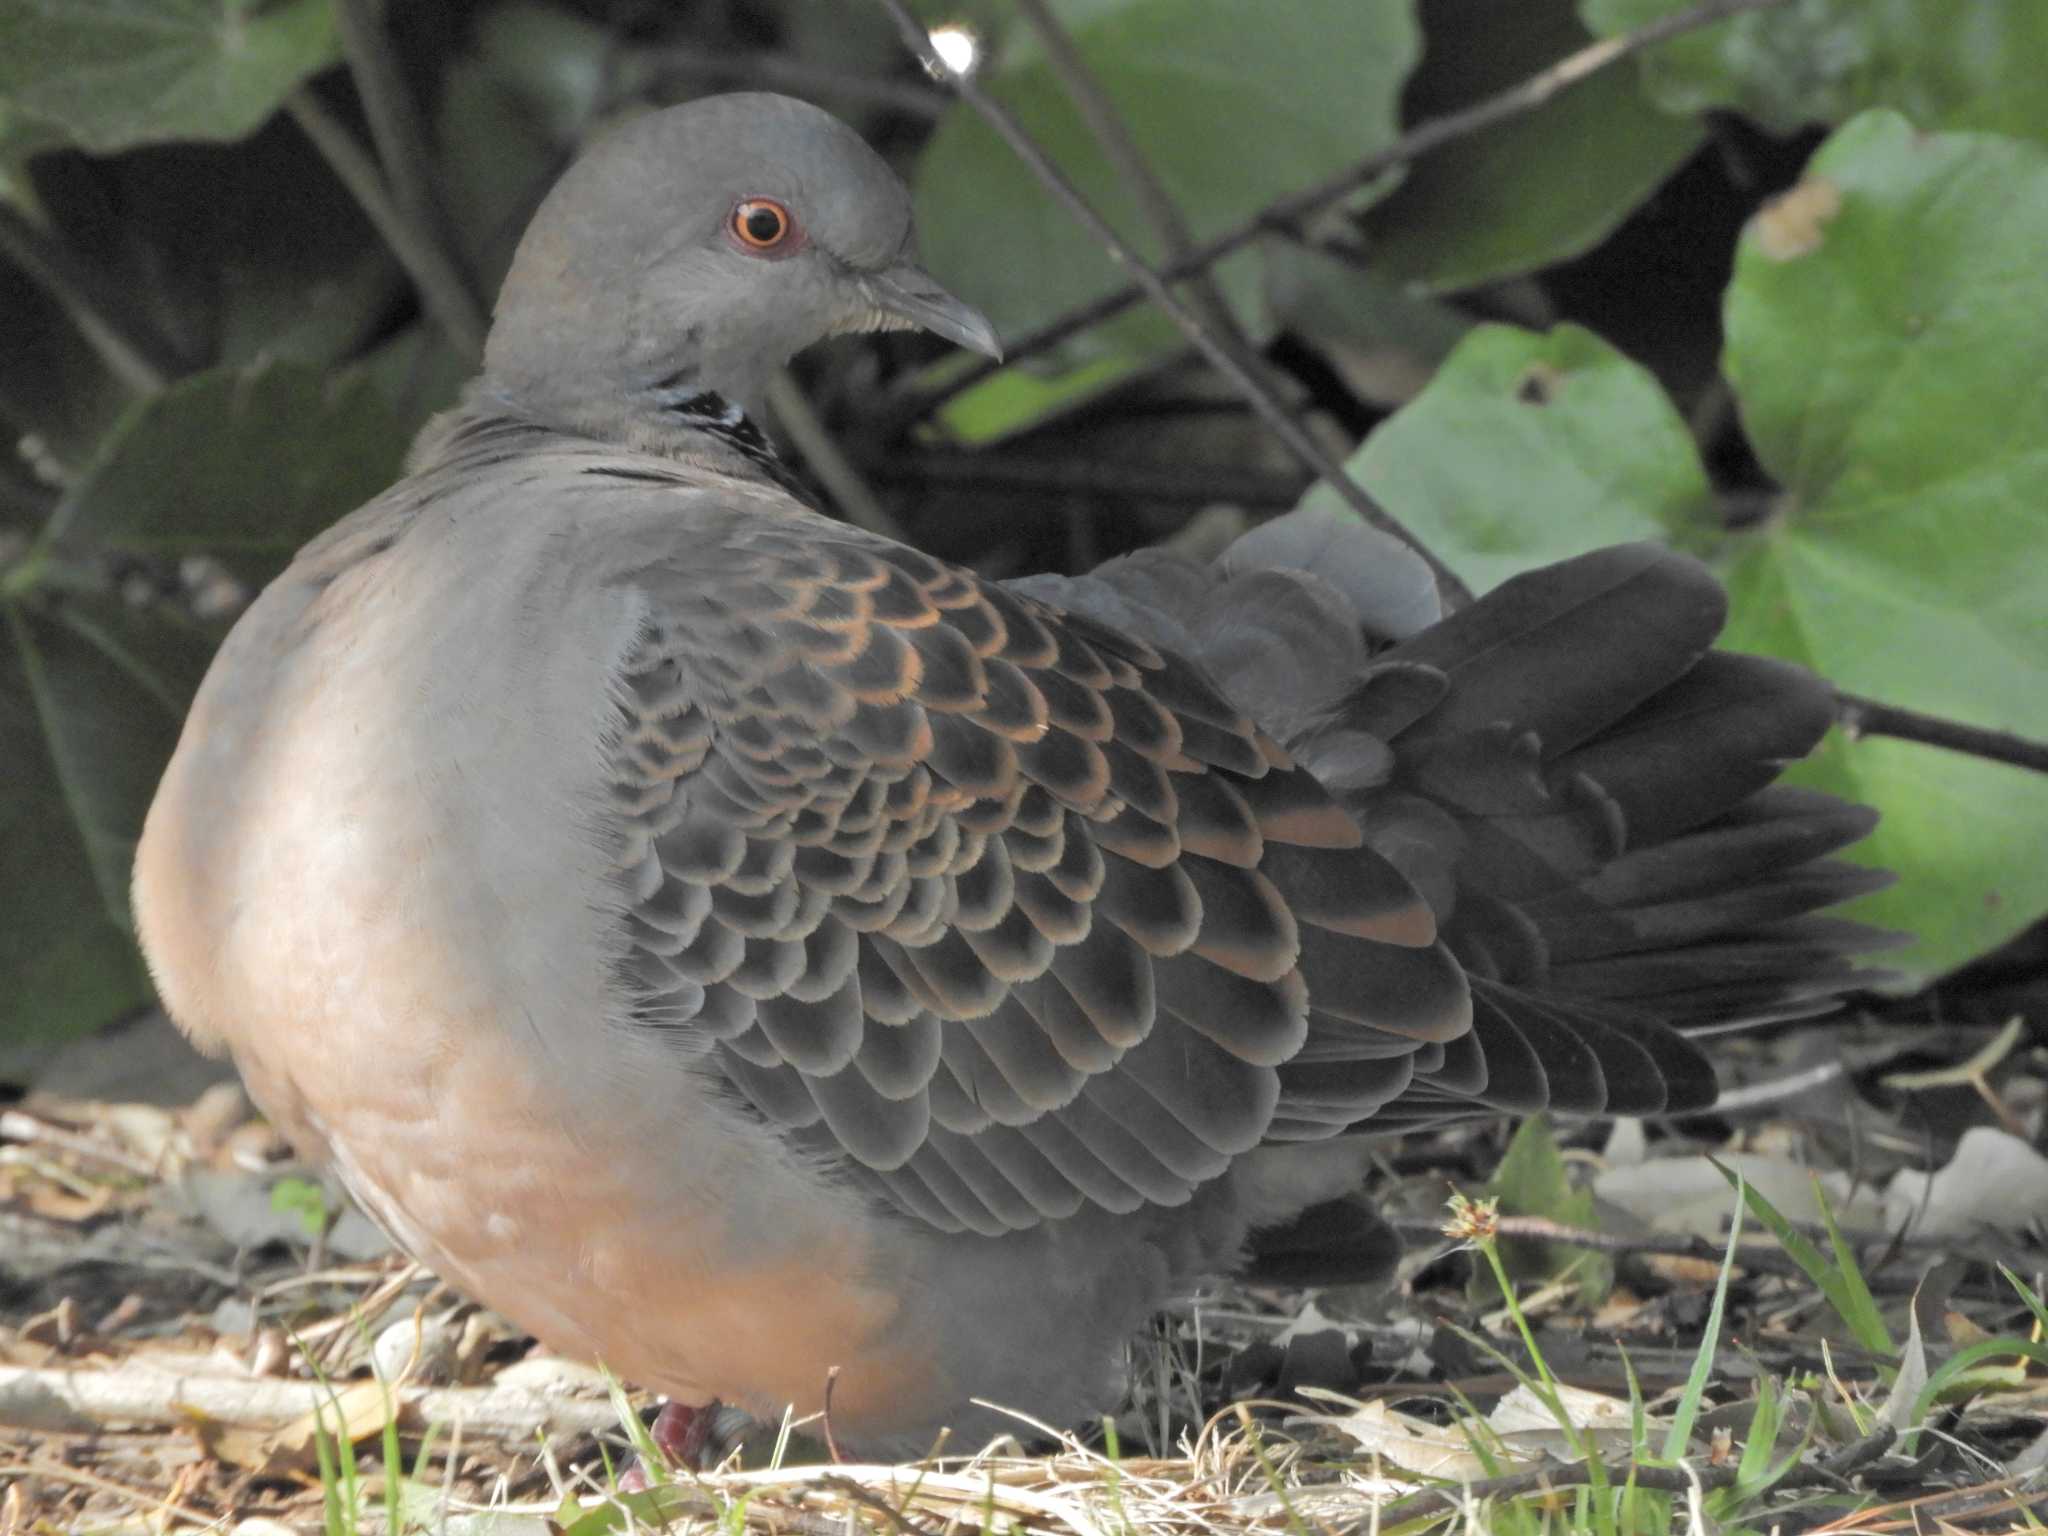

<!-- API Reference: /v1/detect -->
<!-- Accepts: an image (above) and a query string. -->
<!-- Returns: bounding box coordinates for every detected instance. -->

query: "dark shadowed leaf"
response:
[435,0,613,297]
[0,0,340,153]
[49,355,404,587]
[1360,0,1703,292]
[0,592,214,1041]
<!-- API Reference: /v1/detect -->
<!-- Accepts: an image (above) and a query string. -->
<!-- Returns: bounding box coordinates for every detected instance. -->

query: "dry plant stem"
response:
[1836,689,2048,777]
[286,91,487,362]
[820,1475,949,1536]
[820,1363,847,1465]
[0,1363,617,1441]
[1010,0,1272,387]
[875,450,1308,509]
[1393,1214,2043,1290]
[0,1108,162,1177]
[1363,1423,1899,1527]
[899,0,1804,419]
[333,0,485,337]
[873,0,1473,607]
[0,1456,218,1530]
[646,48,949,118]
[766,370,909,541]
[0,204,182,394]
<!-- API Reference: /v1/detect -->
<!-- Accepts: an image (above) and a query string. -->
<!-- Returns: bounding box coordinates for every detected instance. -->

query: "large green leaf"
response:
[1359,0,1703,292]
[1580,0,2048,143]
[1313,113,2048,980]
[48,355,404,587]
[1717,110,2048,976]
[0,593,212,1041]
[1347,322,1713,592]
[912,0,1418,434]
[0,0,340,153]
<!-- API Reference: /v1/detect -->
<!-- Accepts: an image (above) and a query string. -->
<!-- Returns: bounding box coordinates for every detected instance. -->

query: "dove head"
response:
[480,92,999,427]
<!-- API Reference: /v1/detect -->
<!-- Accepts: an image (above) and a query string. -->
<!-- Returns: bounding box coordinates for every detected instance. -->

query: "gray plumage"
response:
[134,93,1893,1456]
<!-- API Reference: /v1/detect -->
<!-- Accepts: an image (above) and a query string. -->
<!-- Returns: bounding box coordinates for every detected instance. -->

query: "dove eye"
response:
[729,198,801,256]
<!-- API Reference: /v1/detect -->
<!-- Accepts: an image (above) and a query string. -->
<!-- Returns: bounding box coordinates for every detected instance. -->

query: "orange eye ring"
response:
[730,198,796,252]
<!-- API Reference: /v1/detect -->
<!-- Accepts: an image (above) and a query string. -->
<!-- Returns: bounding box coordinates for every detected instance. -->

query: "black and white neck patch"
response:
[655,387,782,477]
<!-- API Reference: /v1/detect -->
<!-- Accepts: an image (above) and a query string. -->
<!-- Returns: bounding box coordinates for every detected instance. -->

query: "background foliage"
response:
[1,0,2043,1047]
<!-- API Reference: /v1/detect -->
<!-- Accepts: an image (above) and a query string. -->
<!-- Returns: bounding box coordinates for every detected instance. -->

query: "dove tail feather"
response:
[1040,513,1895,1131]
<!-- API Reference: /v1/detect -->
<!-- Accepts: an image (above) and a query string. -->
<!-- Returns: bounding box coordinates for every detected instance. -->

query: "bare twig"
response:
[868,449,1307,508]
[892,0,1802,422]
[1836,690,2048,777]
[819,1363,847,1465]
[766,370,909,541]
[1009,0,1271,386]
[1392,1213,2048,1292]
[287,90,487,361]
[0,1362,618,1441]
[332,0,484,330]
[0,1108,162,1178]
[0,1456,218,1530]
[872,0,1472,606]
[642,47,950,118]
[1362,1457,1745,1528]
[1361,1423,1907,1530]
[0,204,185,393]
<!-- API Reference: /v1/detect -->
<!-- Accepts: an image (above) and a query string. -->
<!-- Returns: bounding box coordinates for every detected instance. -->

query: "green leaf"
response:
[1348,321,1714,591]
[0,0,341,154]
[0,98,67,207]
[0,592,212,1041]
[1580,0,2048,143]
[49,355,404,588]
[1719,110,2048,978]
[1481,1116,1613,1306]
[270,1174,333,1240]
[1262,242,1474,398]
[1662,1176,1744,1460]
[911,0,1418,432]
[1359,0,1703,292]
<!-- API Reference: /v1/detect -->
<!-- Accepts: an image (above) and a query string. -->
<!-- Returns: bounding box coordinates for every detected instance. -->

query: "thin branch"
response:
[287,89,487,362]
[1390,1214,2048,1298]
[892,0,1802,422]
[332,0,485,333]
[1009,0,1273,386]
[869,449,1308,508]
[1361,1457,1743,1528]
[1360,1422,1904,1528]
[872,0,1472,607]
[1836,690,2048,777]
[642,47,950,118]
[0,1361,619,1441]
[0,204,185,393]
[765,370,909,542]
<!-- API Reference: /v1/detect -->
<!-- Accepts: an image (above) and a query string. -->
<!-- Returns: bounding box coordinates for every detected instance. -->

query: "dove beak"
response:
[864,262,1003,360]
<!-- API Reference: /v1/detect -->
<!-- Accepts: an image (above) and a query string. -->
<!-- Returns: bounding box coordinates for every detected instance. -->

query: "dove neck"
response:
[465,354,790,486]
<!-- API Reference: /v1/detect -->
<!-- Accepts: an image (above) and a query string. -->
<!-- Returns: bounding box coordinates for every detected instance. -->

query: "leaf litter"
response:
[4,1007,2048,1532]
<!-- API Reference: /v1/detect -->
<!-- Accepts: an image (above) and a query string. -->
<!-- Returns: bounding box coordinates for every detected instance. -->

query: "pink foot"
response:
[618,1399,722,1488]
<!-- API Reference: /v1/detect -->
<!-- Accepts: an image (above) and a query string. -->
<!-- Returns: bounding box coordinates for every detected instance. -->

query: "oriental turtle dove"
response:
[135,93,1894,1455]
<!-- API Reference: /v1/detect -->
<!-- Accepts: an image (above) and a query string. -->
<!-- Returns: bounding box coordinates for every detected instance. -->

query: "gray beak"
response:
[864,262,1003,360]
